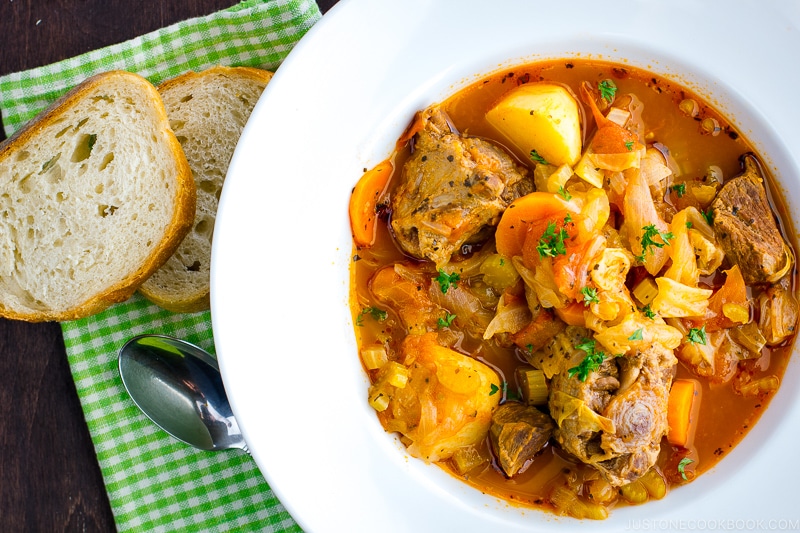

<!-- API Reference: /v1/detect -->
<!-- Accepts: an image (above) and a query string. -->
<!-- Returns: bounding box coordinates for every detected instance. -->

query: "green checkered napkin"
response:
[0,1,321,531]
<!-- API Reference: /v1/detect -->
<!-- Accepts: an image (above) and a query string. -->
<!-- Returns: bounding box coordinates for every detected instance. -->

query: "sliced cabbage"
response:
[484,292,532,340]
[591,248,633,291]
[550,390,615,433]
[651,277,712,318]
[512,256,569,309]
[592,312,682,355]
[387,333,501,462]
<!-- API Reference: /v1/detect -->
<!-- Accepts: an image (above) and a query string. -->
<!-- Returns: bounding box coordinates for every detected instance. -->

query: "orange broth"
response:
[349,59,796,514]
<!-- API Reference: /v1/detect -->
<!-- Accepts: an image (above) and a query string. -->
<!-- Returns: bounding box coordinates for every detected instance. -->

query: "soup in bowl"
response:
[348,58,798,520]
[212,1,800,530]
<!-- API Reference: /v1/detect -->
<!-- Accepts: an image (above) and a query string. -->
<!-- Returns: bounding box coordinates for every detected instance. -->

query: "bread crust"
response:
[156,65,274,94]
[0,70,195,321]
[138,66,272,313]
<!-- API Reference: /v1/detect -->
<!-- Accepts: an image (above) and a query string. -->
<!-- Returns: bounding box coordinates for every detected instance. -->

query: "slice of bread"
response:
[0,70,195,322]
[138,66,273,313]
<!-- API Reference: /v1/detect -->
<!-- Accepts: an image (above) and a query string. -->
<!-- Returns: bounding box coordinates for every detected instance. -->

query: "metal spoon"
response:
[118,334,248,453]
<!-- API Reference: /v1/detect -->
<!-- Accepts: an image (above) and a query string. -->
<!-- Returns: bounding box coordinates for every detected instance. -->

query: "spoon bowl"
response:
[118,334,247,452]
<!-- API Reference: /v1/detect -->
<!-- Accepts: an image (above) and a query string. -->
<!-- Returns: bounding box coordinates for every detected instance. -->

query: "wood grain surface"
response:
[0,1,336,530]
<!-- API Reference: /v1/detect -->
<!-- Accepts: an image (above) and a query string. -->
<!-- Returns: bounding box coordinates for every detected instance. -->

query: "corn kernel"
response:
[619,480,648,504]
[639,469,667,499]
[701,117,720,136]
[679,98,699,117]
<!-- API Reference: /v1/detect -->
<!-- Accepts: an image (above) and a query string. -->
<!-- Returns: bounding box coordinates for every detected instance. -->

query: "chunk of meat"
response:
[547,329,676,486]
[711,154,791,284]
[758,275,800,345]
[383,332,501,462]
[391,106,532,268]
[489,402,555,477]
[525,324,588,379]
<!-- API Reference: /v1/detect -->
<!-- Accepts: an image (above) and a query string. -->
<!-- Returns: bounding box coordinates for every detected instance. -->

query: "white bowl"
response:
[211,1,800,531]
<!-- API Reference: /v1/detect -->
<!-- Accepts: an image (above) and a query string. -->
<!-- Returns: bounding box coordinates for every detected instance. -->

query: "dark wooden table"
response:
[0,0,336,530]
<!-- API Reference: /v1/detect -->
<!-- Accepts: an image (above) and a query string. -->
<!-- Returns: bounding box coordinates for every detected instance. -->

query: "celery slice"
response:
[517,367,549,406]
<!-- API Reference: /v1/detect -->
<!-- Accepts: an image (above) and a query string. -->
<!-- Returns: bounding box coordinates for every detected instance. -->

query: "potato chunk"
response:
[486,83,582,167]
[383,333,501,462]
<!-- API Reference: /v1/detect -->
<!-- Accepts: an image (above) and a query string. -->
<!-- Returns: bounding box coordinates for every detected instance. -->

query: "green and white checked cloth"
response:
[0,1,321,531]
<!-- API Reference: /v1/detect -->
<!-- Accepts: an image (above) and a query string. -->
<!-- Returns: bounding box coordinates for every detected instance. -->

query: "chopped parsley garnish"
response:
[489,381,519,401]
[529,150,548,165]
[437,313,457,329]
[628,328,644,341]
[537,216,572,258]
[635,224,674,263]
[625,140,634,152]
[701,208,714,225]
[504,381,520,401]
[598,79,617,102]
[641,304,656,319]
[678,457,694,480]
[671,183,686,198]
[686,221,693,229]
[568,338,607,382]
[580,286,599,306]
[435,269,460,293]
[558,186,572,200]
[687,325,707,345]
[356,306,387,326]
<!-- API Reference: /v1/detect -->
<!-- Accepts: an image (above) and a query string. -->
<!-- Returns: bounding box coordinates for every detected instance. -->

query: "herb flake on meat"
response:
[568,338,607,382]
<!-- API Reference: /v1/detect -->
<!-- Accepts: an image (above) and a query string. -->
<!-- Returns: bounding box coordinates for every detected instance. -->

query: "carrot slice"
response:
[703,264,749,332]
[580,82,641,155]
[349,160,394,247]
[510,308,566,352]
[667,379,701,448]
[495,192,578,258]
[554,301,587,327]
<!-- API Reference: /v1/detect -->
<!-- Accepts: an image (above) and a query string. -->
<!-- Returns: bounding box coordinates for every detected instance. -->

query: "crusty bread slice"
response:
[138,66,273,313]
[0,70,195,322]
